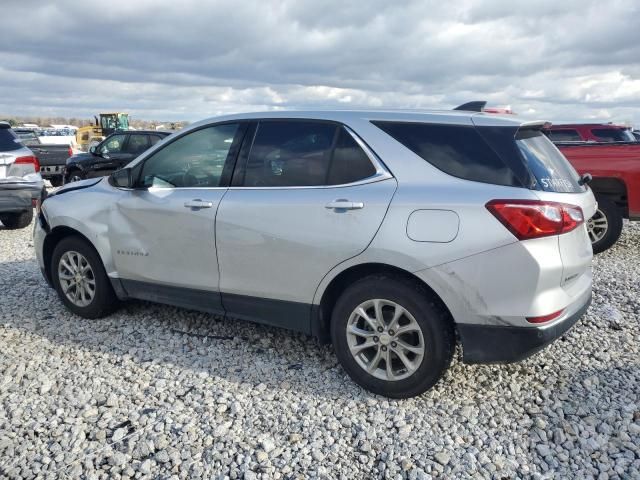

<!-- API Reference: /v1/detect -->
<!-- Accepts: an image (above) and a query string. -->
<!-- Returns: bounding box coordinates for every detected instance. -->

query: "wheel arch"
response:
[42,226,100,285]
[589,177,629,218]
[312,262,455,343]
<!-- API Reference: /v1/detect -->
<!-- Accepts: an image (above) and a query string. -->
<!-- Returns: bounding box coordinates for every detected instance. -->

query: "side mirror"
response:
[111,168,133,188]
[89,145,97,155]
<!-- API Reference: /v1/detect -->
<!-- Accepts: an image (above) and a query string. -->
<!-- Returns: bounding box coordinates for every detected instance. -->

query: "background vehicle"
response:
[64,130,170,183]
[75,113,130,151]
[633,130,640,141]
[36,110,594,398]
[13,128,73,187]
[543,123,636,143]
[0,122,45,229]
[555,141,640,253]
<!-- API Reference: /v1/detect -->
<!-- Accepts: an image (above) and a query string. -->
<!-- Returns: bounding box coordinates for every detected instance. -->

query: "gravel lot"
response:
[0,219,639,480]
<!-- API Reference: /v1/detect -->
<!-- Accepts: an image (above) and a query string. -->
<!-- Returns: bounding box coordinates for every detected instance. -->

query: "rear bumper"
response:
[457,291,592,364]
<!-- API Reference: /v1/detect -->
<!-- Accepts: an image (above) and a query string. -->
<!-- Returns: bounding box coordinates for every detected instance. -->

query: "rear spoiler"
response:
[453,101,486,112]
[519,120,552,131]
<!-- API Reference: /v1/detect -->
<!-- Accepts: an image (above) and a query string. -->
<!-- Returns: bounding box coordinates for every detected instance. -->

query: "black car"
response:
[64,130,171,183]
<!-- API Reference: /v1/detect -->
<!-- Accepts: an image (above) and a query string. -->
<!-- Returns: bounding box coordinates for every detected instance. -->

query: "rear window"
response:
[372,121,521,187]
[591,128,635,142]
[545,129,582,142]
[0,129,22,152]
[515,130,585,193]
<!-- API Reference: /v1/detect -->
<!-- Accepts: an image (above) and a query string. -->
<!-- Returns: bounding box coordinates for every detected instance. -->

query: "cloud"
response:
[0,0,638,124]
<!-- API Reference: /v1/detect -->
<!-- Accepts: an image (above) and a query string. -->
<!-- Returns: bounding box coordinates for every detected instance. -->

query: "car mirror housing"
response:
[89,145,97,154]
[111,168,133,188]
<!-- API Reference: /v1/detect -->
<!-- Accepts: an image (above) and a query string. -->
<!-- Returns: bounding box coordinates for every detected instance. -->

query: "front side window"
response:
[99,134,127,155]
[139,123,239,188]
[124,134,149,154]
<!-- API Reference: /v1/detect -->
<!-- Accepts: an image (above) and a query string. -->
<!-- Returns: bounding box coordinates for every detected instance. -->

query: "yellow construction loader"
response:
[75,113,129,151]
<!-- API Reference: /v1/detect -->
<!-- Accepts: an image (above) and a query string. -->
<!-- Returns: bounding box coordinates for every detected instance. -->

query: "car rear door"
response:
[108,122,246,312]
[215,120,397,329]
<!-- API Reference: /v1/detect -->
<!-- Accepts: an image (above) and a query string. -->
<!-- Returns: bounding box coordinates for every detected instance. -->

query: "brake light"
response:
[486,200,584,240]
[15,155,41,173]
[68,146,73,157]
[526,309,564,324]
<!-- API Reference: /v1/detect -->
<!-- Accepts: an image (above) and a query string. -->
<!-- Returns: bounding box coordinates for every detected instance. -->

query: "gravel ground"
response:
[0,219,639,480]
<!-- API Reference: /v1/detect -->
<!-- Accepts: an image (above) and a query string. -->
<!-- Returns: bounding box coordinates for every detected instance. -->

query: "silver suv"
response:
[34,110,595,398]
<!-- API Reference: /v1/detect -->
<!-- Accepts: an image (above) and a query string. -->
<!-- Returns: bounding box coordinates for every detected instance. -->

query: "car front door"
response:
[215,120,397,329]
[93,134,130,176]
[108,122,246,312]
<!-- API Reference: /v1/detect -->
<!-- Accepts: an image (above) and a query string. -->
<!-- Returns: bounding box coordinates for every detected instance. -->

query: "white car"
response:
[0,122,44,229]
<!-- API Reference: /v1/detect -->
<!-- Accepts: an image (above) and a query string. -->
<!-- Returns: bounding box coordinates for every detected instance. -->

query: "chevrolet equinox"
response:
[34,110,595,398]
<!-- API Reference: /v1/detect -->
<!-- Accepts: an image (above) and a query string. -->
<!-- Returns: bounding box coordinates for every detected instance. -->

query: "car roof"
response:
[109,130,171,136]
[189,109,527,129]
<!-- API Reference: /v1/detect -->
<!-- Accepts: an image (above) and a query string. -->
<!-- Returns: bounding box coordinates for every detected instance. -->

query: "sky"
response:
[1,0,639,125]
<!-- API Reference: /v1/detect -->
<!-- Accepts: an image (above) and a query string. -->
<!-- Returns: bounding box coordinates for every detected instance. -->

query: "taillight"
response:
[15,155,41,173]
[68,146,73,157]
[486,200,584,240]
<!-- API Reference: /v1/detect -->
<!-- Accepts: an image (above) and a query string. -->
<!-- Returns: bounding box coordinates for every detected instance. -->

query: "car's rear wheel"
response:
[589,196,623,254]
[331,275,454,398]
[0,209,33,229]
[51,236,118,318]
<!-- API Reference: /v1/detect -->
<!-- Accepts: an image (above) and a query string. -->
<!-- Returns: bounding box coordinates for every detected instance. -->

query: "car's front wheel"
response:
[51,236,118,318]
[331,275,455,398]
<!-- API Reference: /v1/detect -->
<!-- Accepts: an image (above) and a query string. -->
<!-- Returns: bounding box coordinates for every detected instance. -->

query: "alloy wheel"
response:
[346,299,425,381]
[587,209,608,243]
[58,251,96,307]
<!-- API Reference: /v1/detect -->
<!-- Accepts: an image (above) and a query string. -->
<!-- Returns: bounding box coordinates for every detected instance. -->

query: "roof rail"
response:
[453,101,487,112]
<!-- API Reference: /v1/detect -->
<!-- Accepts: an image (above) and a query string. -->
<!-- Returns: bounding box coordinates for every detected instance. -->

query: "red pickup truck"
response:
[555,141,640,253]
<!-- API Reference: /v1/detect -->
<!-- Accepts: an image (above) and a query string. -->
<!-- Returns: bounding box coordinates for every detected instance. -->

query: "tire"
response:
[331,275,455,398]
[589,196,623,254]
[49,176,63,187]
[51,236,119,318]
[65,169,84,184]
[0,209,33,229]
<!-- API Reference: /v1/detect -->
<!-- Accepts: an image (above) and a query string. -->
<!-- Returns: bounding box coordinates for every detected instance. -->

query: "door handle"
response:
[184,199,214,209]
[325,199,365,210]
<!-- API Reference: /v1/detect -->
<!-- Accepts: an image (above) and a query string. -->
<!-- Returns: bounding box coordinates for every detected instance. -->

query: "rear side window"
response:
[372,121,520,187]
[124,134,149,154]
[327,128,377,185]
[243,121,378,187]
[545,129,582,142]
[515,130,584,193]
[0,129,22,152]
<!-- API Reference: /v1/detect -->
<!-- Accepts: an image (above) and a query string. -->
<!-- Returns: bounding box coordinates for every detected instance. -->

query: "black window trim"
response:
[123,121,249,190]
[229,118,392,190]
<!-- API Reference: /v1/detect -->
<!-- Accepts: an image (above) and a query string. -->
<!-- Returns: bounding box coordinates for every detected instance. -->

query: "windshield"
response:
[516,130,585,193]
[0,129,22,152]
[117,114,129,130]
